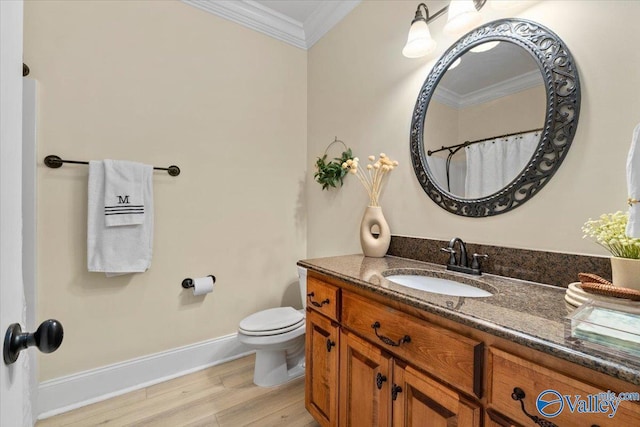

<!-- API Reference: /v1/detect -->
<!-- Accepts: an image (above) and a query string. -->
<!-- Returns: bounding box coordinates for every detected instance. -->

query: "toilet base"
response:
[253,335,305,387]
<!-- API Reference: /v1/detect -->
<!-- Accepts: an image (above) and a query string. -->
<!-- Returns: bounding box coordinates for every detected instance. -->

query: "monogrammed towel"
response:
[88,160,154,275]
[104,159,147,226]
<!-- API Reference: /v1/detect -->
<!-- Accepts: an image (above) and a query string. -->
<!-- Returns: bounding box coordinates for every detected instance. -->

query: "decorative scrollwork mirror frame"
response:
[410,19,580,217]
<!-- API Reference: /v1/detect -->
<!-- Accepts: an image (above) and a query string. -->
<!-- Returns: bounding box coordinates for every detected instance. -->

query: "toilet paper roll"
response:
[192,276,215,296]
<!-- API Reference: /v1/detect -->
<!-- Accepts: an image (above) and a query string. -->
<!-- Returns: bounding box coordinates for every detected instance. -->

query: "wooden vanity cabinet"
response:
[306,276,340,321]
[339,330,480,427]
[484,409,522,427]
[305,272,481,426]
[393,361,481,427]
[487,347,640,426]
[339,329,392,427]
[304,271,640,427]
[305,276,343,426]
[340,291,483,399]
[306,308,339,427]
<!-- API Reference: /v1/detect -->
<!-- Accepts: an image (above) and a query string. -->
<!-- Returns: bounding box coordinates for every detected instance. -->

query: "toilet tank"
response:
[298,266,307,309]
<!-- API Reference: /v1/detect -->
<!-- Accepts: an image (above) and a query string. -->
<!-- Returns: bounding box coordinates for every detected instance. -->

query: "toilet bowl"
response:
[237,266,307,387]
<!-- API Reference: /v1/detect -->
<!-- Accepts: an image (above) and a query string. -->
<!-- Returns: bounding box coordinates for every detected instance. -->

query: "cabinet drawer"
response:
[488,347,640,426]
[306,277,340,321]
[341,291,483,397]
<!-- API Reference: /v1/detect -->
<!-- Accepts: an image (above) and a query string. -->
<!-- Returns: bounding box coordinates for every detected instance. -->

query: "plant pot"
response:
[610,256,640,291]
[360,206,390,258]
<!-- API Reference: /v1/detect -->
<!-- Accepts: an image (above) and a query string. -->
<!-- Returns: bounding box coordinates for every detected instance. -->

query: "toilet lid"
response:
[239,307,305,336]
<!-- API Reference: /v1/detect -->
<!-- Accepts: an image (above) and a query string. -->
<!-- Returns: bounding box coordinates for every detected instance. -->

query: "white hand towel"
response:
[88,160,154,275]
[627,123,640,238]
[103,159,146,226]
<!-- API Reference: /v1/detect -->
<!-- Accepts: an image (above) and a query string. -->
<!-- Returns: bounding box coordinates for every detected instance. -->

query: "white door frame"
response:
[1,0,32,425]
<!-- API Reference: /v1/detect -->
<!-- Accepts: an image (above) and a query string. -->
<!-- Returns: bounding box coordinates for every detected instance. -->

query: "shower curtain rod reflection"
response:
[427,128,543,156]
[44,155,181,176]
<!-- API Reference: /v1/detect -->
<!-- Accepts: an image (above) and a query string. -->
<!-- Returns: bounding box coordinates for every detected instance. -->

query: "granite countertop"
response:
[298,254,640,387]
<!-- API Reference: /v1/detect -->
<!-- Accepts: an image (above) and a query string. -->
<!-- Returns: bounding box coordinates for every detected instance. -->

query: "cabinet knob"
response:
[326,338,336,352]
[392,384,403,401]
[376,372,387,390]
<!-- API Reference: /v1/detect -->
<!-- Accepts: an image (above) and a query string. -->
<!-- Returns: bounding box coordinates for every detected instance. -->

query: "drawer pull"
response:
[376,372,387,390]
[392,384,403,401]
[326,338,336,352]
[371,321,411,347]
[511,387,559,427]
[307,292,330,307]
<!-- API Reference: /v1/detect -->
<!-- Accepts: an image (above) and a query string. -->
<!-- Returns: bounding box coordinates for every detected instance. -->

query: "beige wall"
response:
[424,99,458,156]
[25,0,307,380]
[308,0,639,258]
[459,85,546,142]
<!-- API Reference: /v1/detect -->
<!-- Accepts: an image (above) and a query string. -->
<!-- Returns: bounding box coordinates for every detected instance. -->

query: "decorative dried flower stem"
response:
[342,153,398,207]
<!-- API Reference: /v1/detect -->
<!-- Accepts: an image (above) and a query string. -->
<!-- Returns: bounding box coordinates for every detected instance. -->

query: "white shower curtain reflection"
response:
[427,156,466,196]
[464,131,539,199]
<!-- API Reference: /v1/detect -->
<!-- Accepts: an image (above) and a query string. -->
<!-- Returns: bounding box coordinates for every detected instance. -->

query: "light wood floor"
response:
[37,354,319,427]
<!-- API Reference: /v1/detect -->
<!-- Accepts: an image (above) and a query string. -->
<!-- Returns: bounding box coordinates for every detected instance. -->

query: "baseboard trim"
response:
[37,333,252,420]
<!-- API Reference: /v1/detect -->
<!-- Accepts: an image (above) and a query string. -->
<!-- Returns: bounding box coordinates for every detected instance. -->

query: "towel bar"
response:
[44,155,180,176]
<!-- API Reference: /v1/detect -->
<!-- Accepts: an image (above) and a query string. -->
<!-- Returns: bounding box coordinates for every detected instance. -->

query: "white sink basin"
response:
[384,274,493,298]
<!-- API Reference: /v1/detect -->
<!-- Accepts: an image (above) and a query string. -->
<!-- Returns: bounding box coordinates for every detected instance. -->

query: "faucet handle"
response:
[440,247,456,266]
[471,253,489,270]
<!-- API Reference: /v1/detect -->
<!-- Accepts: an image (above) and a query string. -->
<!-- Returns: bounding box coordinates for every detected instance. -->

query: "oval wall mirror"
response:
[410,19,580,217]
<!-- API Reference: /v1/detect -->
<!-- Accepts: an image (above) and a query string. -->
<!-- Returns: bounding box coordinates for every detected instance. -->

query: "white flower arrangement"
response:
[342,153,398,207]
[582,211,640,259]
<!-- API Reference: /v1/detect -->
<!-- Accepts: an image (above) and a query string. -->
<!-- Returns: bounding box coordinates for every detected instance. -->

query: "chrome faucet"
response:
[441,237,488,275]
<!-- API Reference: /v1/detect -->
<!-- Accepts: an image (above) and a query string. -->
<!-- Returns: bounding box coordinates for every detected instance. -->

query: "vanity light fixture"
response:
[402,3,440,58]
[403,1,487,59]
[444,0,485,35]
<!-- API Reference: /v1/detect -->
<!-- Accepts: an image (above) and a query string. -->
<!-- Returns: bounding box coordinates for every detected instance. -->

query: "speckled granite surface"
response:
[298,254,640,386]
[388,235,611,288]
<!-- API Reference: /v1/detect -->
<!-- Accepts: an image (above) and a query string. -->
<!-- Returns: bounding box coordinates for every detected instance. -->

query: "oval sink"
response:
[384,274,493,298]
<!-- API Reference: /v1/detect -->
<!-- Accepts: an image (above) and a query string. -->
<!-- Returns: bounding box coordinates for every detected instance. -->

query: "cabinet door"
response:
[339,330,392,427]
[488,347,640,427]
[305,309,339,427]
[485,409,522,427]
[392,363,481,427]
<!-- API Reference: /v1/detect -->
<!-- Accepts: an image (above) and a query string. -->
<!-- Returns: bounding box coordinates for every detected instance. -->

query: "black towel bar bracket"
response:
[44,155,181,177]
[182,275,216,289]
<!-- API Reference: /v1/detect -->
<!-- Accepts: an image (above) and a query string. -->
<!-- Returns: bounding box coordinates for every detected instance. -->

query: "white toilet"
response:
[237,266,307,387]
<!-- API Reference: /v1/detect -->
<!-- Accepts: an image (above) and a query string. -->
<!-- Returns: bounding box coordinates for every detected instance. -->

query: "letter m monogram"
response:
[117,195,130,204]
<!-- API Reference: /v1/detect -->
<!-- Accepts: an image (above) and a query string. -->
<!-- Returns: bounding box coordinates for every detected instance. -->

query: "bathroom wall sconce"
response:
[402,0,487,58]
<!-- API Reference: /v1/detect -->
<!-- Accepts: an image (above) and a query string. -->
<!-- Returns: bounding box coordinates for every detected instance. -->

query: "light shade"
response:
[444,0,483,35]
[402,19,437,58]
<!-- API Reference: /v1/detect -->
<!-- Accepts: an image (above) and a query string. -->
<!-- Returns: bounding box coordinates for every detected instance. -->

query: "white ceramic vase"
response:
[360,206,391,258]
[610,256,640,290]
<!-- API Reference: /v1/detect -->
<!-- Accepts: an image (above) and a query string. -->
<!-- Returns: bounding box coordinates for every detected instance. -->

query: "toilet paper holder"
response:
[182,275,216,289]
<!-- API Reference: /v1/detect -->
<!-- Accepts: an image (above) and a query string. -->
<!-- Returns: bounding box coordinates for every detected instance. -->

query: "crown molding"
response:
[182,0,306,48]
[304,1,361,48]
[432,85,460,109]
[433,70,544,109]
[182,0,360,50]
